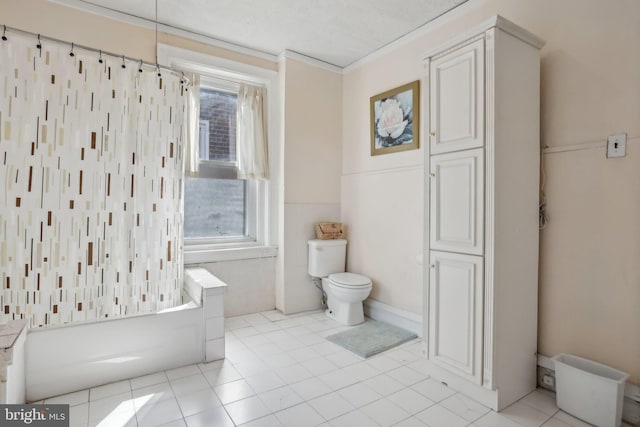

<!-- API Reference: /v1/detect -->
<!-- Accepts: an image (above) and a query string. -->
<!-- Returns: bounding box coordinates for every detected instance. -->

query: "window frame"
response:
[158,44,279,263]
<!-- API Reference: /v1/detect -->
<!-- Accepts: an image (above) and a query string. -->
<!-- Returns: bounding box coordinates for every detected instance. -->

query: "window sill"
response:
[184,244,278,264]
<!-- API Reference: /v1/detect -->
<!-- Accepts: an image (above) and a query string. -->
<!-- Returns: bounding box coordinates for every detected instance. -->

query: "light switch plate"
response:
[607,133,627,158]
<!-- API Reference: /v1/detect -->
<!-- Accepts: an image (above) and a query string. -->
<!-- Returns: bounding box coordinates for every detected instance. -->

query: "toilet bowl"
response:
[322,272,372,326]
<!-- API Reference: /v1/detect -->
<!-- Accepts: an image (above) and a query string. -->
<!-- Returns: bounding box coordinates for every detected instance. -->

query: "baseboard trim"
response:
[363,299,423,337]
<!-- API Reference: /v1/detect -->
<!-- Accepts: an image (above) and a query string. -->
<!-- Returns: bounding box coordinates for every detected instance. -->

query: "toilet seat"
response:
[328,272,371,288]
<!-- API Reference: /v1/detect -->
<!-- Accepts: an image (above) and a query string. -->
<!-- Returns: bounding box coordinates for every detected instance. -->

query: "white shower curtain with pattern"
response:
[0,32,187,327]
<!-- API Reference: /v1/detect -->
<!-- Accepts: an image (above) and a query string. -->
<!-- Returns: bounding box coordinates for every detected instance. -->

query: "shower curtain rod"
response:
[1,24,190,85]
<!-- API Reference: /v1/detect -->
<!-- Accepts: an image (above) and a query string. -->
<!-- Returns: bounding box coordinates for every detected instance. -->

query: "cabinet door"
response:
[430,148,484,255]
[428,251,483,384]
[429,38,484,154]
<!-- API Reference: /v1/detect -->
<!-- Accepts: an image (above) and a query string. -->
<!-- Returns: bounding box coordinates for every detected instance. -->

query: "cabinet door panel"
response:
[430,148,484,255]
[428,251,483,384]
[429,38,484,154]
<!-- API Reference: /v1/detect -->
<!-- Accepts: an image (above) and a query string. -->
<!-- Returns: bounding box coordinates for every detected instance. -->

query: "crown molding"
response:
[277,50,343,74]
[49,0,279,63]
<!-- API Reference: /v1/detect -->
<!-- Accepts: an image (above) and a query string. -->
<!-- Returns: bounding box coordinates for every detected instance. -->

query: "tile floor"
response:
[38,310,634,427]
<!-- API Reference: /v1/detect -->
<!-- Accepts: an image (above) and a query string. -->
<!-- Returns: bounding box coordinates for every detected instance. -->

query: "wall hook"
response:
[138,60,143,73]
[98,50,103,64]
[156,64,161,78]
[2,25,7,41]
[69,42,75,57]
[36,34,41,49]
[121,55,126,69]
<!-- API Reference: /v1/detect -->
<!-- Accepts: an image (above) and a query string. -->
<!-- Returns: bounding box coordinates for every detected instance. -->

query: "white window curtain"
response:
[185,74,200,176]
[236,84,269,180]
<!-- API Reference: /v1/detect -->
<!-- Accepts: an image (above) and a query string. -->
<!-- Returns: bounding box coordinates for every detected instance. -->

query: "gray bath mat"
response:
[326,321,418,358]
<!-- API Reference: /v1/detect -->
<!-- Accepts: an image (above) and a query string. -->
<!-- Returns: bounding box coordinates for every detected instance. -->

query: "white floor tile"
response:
[337,382,383,408]
[360,396,411,427]
[393,416,430,427]
[410,378,455,402]
[439,393,490,422]
[258,385,304,413]
[551,410,594,427]
[343,362,379,382]
[214,379,256,404]
[325,350,362,368]
[185,406,234,427]
[238,414,283,427]
[386,348,421,365]
[362,373,406,396]
[198,358,231,373]
[275,402,324,427]
[329,409,377,427]
[290,377,332,401]
[245,371,287,394]
[203,364,243,386]
[273,363,314,384]
[387,387,435,415]
[541,417,575,427]
[132,381,175,404]
[90,380,131,401]
[263,352,298,369]
[45,389,89,406]
[501,401,553,427]
[300,357,338,377]
[135,397,183,427]
[88,391,136,426]
[69,402,89,427]
[386,365,428,386]
[158,419,187,427]
[288,346,319,363]
[175,388,222,418]
[225,395,272,425]
[318,367,360,390]
[130,372,169,390]
[235,359,271,378]
[165,364,202,381]
[519,389,559,416]
[169,374,211,397]
[308,391,355,420]
[471,410,524,427]
[415,404,468,427]
[364,353,403,373]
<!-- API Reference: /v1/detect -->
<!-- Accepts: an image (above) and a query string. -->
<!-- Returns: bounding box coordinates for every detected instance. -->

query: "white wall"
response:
[277,57,343,314]
[342,0,640,383]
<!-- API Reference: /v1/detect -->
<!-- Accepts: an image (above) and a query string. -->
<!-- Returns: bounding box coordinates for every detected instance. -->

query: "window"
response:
[158,43,278,262]
[184,87,249,241]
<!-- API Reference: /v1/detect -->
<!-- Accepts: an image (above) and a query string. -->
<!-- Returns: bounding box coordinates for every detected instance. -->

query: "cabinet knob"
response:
[430,131,436,137]
[430,264,435,269]
[430,173,435,177]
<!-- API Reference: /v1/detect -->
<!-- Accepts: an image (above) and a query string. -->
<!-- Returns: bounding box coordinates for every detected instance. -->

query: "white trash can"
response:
[553,354,629,427]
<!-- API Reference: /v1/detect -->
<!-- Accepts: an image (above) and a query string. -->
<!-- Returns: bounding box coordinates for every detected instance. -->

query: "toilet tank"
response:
[308,239,347,277]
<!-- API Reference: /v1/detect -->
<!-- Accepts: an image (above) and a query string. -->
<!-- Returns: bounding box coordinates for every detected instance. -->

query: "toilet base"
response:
[325,302,365,326]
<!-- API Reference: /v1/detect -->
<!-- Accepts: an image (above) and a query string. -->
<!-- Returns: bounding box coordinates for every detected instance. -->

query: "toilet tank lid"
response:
[308,239,347,247]
[329,272,371,286]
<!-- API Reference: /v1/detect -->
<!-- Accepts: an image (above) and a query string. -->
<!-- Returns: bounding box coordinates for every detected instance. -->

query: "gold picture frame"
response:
[370,80,420,156]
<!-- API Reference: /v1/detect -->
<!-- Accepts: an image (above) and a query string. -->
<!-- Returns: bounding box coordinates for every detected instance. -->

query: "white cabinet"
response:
[429,148,484,256]
[429,38,484,155]
[424,16,544,411]
[428,251,483,384]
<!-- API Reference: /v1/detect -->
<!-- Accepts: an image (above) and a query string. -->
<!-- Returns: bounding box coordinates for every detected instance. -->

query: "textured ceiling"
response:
[78,0,468,67]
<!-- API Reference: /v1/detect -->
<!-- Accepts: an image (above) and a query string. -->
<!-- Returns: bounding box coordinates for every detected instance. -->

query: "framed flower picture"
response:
[370,80,420,156]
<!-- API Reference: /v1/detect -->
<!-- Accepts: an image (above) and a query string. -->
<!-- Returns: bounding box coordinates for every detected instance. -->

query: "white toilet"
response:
[308,239,372,326]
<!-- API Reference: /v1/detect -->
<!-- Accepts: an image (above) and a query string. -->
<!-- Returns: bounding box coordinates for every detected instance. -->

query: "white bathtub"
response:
[25,295,205,401]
